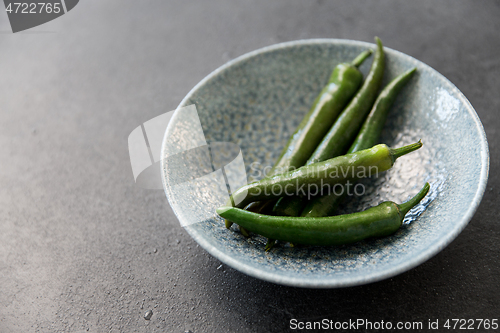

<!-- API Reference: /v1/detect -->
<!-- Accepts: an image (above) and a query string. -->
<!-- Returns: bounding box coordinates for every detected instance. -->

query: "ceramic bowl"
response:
[161,39,489,288]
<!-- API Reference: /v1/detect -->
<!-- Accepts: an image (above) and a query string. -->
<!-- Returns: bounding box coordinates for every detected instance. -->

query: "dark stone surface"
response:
[0,1,498,332]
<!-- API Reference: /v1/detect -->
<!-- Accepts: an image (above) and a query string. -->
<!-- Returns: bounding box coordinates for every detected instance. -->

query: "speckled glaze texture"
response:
[162,39,489,288]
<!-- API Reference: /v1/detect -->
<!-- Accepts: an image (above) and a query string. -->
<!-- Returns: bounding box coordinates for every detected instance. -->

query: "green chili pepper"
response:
[218,183,430,246]
[226,49,372,229]
[228,141,422,209]
[273,37,385,217]
[302,67,417,217]
[270,49,372,175]
[264,239,276,251]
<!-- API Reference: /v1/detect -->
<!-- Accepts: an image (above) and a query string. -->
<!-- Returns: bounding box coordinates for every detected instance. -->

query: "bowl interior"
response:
[162,39,488,288]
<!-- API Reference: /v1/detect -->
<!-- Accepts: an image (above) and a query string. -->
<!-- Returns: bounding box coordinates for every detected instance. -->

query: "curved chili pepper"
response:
[218,183,430,247]
[271,49,372,175]
[228,141,422,209]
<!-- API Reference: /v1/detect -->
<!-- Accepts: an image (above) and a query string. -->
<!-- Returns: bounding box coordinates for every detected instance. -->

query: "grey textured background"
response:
[0,1,498,332]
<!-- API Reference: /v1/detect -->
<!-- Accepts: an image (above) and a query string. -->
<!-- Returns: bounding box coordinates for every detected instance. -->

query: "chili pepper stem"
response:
[240,226,250,237]
[398,182,430,216]
[390,140,422,161]
[351,49,373,67]
[265,239,276,251]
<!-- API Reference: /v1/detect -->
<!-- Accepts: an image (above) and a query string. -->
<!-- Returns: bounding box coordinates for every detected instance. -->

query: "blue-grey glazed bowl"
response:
[161,39,489,288]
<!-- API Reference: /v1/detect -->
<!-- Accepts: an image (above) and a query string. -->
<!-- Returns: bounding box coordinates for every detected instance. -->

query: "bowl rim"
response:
[161,38,490,288]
